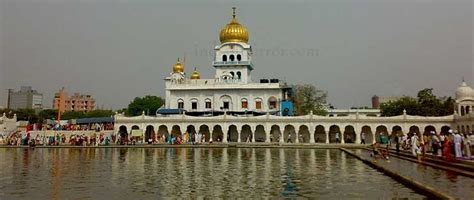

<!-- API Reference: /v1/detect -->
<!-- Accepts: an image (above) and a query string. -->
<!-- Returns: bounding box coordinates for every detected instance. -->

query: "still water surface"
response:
[0,148,424,199]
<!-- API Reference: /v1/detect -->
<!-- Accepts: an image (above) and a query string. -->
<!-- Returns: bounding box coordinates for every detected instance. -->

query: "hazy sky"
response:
[0,0,472,109]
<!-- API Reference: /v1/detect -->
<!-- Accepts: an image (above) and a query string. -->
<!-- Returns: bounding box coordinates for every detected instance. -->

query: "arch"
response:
[230,71,235,78]
[409,125,421,137]
[241,125,252,142]
[145,125,155,143]
[467,106,471,114]
[236,71,242,79]
[199,125,212,142]
[190,98,198,110]
[391,126,403,144]
[177,98,184,109]
[131,125,140,130]
[212,125,224,142]
[255,125,266,142]
[270,125,281,143]
[361,125,373,144]
[157,125,169,142]
[283,125,296,143]
[440,125,451,135]
[205,98,212,109]
[229,54,235,61]
[185,125,197,143]
[329,125,341,143]
[343,125,356,143]
[424,125,436,136]
[268,96,278,110]
[171,125,182,138]
[299,125,310,143]
[255,98,263,110]
[314,125,326,143]
[375,125,388,143]
[461,106,465,116]
[241,98,248,109]
[119,125,128,138]
[228,125,238,142]
[220,95,232,110]
[237,54,241,61]
[222,54,227,62]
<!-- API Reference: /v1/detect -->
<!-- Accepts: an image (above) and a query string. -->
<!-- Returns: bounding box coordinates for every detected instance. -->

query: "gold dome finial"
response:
[219,7,249,44]
[190,67,200,79]
[172,58,184,73]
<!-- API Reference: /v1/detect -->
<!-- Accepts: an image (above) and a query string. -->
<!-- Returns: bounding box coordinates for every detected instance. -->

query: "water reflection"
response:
[0,148,423,199]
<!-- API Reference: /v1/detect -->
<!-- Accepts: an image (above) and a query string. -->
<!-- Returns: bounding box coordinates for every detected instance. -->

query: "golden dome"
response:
[190,68,200,79]
[219,7,249,44]
[172,59,184,73]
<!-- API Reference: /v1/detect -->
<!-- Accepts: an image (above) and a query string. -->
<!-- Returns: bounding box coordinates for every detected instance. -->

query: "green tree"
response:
[61,111,85,120]
[85,110,114,118]
[38,109,58,122]
[293,84,328,116]
[127,95,165,116]
[380,88,454,116]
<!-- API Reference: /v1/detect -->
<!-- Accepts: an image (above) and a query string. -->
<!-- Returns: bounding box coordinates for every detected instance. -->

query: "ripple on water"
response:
[0,148,425,199]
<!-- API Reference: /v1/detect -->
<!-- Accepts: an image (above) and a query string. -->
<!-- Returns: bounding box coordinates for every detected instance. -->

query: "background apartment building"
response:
[53,88,96,113]
[7,86,43,110]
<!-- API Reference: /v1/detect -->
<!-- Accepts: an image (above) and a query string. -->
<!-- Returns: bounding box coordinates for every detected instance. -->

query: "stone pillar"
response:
[251,127,256,143]
[222,126,228,143]
[237,127,242,143]
[265,126,271,143]
[295,127,300,143]
[341,130,345,144]
[309,126,315,144]
[355,127,361,144]
[325,128,330,144]
[279,127,284,143]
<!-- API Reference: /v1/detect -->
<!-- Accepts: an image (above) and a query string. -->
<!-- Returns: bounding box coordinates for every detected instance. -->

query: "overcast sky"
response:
[0,0,472,109]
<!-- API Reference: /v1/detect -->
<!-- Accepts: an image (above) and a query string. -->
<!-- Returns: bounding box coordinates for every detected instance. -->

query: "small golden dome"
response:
[172,59,184,73]
[219,7,249,44]
[190,69,200,79]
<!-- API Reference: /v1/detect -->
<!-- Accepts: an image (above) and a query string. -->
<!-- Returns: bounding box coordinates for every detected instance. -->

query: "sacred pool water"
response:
[0,148,424,199]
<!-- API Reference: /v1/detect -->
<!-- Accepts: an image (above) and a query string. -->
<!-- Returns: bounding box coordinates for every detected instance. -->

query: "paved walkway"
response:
[350,149,474,199]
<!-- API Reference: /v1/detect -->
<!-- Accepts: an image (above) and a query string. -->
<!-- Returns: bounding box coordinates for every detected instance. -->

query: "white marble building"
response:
[114,8,473,144]
[163,8,288,114]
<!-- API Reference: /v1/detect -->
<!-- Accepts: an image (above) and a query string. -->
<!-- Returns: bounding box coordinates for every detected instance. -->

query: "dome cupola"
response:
[455,81,473,100]
[219,7,249,44]
[172,58,184,73]
[190,68,200,79]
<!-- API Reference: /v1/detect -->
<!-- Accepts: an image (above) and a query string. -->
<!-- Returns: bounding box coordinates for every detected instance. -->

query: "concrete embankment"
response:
[340,148,454,200]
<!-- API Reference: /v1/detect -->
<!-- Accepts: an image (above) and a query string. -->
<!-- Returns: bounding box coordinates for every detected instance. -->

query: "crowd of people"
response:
[371,130,473,162]
[26,122,114,132]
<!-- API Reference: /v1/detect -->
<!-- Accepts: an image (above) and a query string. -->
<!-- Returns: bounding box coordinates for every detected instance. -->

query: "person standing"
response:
[361,132,366,144]
[453,131,463,158]
[411,133,421,162]
[463,133,471,159]
[335,132,340,143]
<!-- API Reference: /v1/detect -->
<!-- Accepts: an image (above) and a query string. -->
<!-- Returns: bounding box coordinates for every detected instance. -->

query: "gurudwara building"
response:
[163,8,290,116]
[114,8,473,144]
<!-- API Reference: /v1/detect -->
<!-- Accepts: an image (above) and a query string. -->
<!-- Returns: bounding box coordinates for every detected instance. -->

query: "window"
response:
[269,97,277,109]
[229,54,235,61]
[206,101,212,109]
[255,99,262,110]
[223,102,230,109]
[178,99,184,109]
[236,71,241,79]
[241,98,248,109]
[230,71,235,78]
[191,102,197,110]
[222,55,227,62]
[237,54,241,61]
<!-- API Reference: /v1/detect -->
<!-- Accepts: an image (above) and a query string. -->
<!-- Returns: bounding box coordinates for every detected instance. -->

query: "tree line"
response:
[380,88,454,116]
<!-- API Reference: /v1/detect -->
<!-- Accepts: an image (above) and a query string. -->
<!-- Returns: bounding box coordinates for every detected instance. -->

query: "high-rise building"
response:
[53,88,96,113]
[7,86,43,110]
